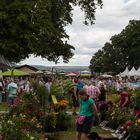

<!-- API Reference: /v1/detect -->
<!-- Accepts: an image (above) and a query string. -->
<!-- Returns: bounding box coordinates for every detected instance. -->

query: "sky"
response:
[19,0,140,66]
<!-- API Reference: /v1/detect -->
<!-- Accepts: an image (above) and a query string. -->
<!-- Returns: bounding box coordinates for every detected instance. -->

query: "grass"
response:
[0,102,9,112]
[47,114,112,140]
[47,126,112,140]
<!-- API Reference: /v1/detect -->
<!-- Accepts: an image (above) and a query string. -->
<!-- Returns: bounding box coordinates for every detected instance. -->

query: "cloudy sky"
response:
[19,0,140,66]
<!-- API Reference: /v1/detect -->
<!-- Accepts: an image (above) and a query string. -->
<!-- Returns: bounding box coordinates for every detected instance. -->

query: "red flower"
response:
[27,110,32,114]
[24,125,30,130]
[24,118,29,123]
[126,120,133,125]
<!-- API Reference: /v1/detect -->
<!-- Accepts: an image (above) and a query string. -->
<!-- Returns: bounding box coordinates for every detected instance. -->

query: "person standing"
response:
[71,85,79,115]
[76,78,84,93]
[45,78,52,93]
[76,88,97,140]
[7,79,18,105]
[0,78,4,103]
[24,78,30,94]
[98,82,106,101]
[87,81,101,101]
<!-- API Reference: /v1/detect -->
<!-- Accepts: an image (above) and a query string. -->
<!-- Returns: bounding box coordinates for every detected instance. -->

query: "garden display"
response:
[0,80,73,140]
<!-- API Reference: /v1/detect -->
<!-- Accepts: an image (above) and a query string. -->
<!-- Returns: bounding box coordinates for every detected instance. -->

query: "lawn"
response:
[47,127,112,140]
[0,102,9,112]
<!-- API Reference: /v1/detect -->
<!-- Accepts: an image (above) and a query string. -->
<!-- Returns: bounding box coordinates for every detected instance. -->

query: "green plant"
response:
[56,110,71,131]
[40,113,57,132]
[0,114,44,140]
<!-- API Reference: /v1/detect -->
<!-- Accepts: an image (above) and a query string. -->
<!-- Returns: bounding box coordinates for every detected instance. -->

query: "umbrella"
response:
[80,70,91,74]
[36,70,43,74]
[65,72,77,76]
[0,69,29,76]
[80,74,91,77]
[101,74,113,78]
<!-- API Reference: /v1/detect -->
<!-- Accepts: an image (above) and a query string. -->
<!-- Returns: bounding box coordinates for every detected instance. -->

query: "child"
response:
[76,88,97,140]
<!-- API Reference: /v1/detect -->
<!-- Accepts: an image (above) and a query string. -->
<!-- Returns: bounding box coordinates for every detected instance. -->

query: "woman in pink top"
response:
[119,89,131,108]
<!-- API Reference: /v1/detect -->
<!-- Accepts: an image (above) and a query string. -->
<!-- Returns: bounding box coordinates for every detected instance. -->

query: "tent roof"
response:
[135,66,140,76]
[128,67,137,76]
[0,69,29,76]
[0,55,11,67]
[15,67,36,74]
[16,64,38,71]
[120,67,129,76]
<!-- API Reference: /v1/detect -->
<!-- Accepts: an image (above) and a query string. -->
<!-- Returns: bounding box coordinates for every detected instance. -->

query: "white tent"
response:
[128,67,137,76]
[80,70,91,74]
[101,74,113,78]
[135,66,140,76]
[120,67,129,76]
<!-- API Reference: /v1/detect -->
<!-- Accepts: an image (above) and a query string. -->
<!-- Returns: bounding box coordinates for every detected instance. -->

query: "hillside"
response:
[33,65,89,73]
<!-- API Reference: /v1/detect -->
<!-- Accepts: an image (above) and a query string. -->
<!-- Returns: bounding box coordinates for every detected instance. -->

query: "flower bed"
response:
[0,80,73,139]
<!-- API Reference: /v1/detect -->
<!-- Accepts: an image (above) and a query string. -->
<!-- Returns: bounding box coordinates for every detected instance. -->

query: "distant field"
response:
[33,65,89,72]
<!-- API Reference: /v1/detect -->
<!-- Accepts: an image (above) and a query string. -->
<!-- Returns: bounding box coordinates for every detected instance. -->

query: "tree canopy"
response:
[89,20,140,74]
[0,0,103,63]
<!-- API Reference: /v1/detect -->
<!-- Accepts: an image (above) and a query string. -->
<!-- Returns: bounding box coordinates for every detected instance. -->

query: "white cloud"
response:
[20,0,140,66]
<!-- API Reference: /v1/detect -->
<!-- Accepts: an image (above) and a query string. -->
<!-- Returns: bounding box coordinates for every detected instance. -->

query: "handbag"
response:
[76,116,86,124]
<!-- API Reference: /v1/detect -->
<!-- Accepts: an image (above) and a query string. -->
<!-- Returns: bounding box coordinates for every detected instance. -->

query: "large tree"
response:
[0,0,103,63]
[89,20,140,74]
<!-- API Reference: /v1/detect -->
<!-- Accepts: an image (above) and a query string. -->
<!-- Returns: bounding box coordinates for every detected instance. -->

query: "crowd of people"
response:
[67,76,140,140]
[0,76,52,105]
[0,75,140,140]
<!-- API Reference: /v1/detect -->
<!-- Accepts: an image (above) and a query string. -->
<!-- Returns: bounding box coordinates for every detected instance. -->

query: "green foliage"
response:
[90,20,140,74]
[0,79,75,138]
[0,0,102,63]
[0,114,44,140]
[0,115,24,140]
[31,80,49,109]
[133,94,140,109]
[50,79,75,100]
[40,113,57,132]
[50,82,65,100]
[105,107,132,126]
[56,111,71,131]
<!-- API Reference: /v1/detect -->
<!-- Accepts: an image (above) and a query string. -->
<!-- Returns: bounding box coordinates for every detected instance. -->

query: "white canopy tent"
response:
[80,70,91,74]
[135,66,140,76]
[128,67,137,76]
[120,67,129,76]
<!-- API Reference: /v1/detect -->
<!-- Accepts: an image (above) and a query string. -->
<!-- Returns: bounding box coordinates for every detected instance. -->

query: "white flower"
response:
[7,120,13,125]
[30,136,34,140]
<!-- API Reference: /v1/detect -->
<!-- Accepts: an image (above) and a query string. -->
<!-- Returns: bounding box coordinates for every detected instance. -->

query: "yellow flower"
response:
[132,93,137,97]
[30,136,34,140]
[37,123,42,128]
